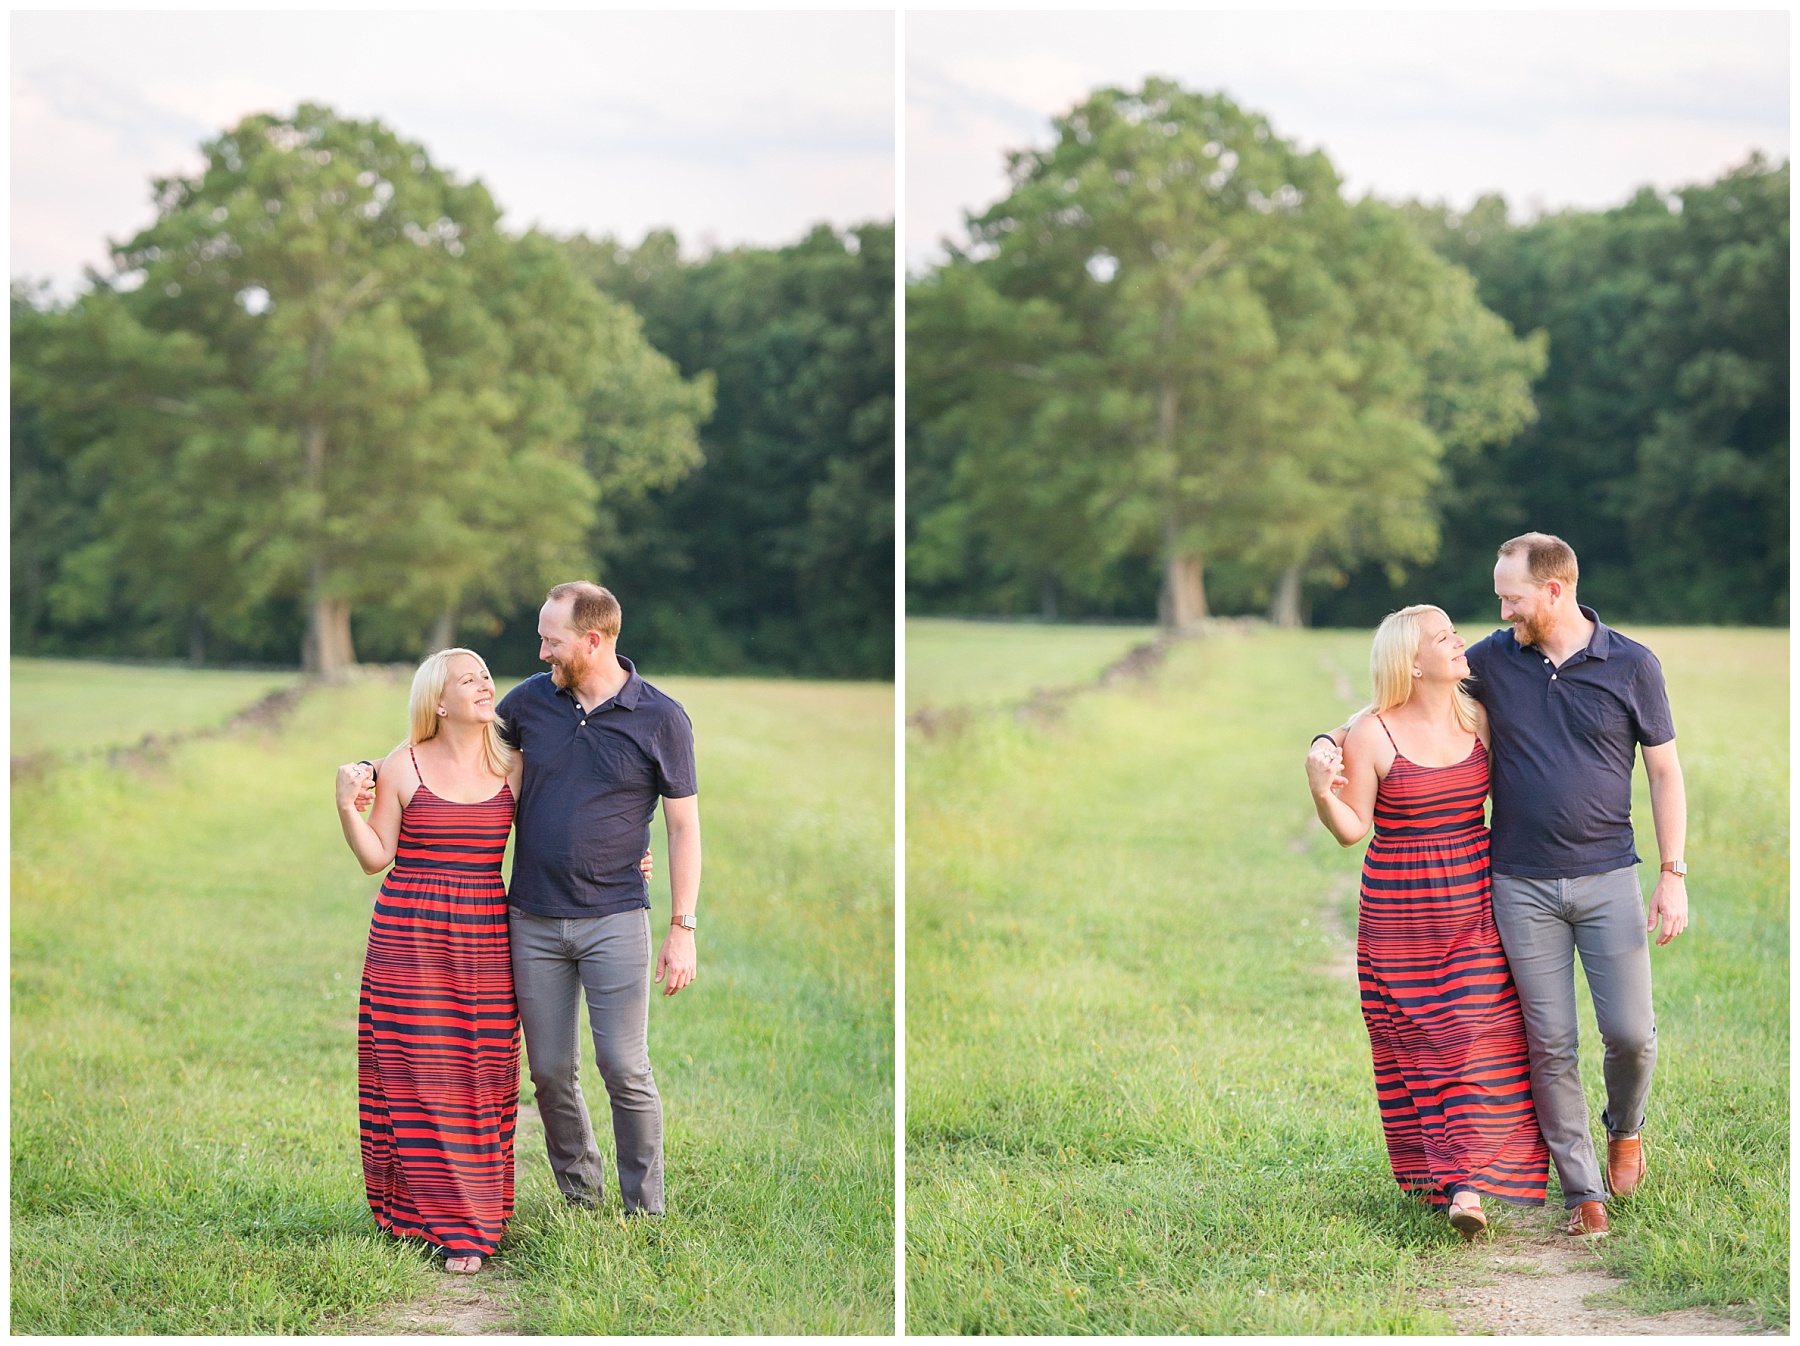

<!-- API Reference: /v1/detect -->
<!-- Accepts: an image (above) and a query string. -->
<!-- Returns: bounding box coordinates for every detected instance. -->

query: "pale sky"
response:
[907,10,1789,269]
[13,10,896,295]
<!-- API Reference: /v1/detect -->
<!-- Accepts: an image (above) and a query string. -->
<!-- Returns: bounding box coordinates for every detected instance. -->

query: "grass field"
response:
[905,618,1158,713]
[905,620,1787,1333]
[11,658,300,757]
[12,665,893,1334]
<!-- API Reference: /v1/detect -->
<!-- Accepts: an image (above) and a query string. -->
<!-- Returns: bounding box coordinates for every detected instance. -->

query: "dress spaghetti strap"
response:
[408,744,425,790]
[1374,714,1400,751]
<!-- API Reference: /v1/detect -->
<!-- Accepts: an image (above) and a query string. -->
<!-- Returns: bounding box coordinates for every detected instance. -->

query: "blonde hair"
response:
[1366,605,1481,734]
[408,647,517,779]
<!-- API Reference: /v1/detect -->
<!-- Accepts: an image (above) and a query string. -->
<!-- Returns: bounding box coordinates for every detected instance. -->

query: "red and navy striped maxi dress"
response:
[357,751,520,1258]
[1357,719,1548,1208]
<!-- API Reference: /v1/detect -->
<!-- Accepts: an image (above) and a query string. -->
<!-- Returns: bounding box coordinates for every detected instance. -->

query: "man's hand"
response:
[654,926,696,996]
[338,762,376,814]
[1647,874,1688,946]
[1306,739,1348,799]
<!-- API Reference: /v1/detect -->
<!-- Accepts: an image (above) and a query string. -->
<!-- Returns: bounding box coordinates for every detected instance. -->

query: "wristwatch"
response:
[1660,861,1687,879]
[672,913,697,931]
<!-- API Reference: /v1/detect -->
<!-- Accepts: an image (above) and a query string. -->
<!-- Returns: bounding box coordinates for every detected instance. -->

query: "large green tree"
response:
[907,80,1541,628]
[14,104,707,671]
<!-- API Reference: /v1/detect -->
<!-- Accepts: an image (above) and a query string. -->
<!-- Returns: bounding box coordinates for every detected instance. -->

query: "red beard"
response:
[549,648,594,688]
[1511,609,1555,649]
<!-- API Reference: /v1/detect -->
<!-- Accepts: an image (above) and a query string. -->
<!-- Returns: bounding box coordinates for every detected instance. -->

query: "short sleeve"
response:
[651,706,698,798]
[495,683,524,750]
[1462,631,1500,703]
[1628,653,1676,747]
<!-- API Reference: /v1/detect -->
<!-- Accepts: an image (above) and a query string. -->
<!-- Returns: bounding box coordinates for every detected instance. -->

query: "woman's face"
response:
[439,654,497,725]
[1412,610,1469,685]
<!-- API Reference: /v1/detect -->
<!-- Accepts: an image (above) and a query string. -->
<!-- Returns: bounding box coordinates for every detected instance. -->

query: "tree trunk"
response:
[1153,371,1209,631]
[304,560,356,676]
[1269,563,1304,628]
[425,607,457,655]
[1039,574,1058,621]
[304,598,355,676]
[1163,552,1208,630]
[298,420,356,676]
[188,609,206,668]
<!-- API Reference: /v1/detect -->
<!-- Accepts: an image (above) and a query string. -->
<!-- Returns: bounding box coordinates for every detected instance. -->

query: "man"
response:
[495,581,701,1215]
[1311,533,1687,1238]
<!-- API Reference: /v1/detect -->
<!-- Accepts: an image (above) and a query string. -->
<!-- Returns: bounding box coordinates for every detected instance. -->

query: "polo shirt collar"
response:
[615,656,644,708]
[552,655,644,711]
[1577,606,1612,660]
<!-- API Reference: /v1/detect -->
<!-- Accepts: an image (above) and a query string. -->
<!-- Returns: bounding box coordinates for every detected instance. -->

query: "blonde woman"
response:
[1305,606,1548,1237]
[334,648,652,1273]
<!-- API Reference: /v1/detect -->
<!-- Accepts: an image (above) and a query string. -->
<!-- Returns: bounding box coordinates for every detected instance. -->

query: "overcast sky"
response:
[908,10,1789,269]
[13,10,896,294]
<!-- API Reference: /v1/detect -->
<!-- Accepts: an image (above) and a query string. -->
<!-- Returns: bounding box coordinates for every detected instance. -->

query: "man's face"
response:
[537,600,595,687]
[1494,554,1555,647]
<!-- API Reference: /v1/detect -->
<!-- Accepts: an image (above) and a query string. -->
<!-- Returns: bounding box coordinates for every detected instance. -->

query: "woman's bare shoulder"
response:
[379,741,418,784]
[1345,714,1387,750]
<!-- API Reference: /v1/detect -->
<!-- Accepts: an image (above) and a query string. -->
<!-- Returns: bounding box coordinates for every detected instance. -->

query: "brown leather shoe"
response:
[1607,1135,1647,1196]
[1564,1200,1610,1237]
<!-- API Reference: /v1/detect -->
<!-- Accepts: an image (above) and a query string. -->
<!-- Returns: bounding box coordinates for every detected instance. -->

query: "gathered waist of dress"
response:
[1370,819,1489,845]
[388,857,506,876]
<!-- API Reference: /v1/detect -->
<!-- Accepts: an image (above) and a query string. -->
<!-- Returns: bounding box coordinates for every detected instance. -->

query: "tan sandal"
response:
[1447,1196,1487,1239]
[444,1255,484,1275]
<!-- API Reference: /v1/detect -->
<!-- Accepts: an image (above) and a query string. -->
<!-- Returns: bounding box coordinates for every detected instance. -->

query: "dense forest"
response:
[1318,159,1788,626]
[906,80,1787,628]
[556,223,894,679]
[13,103,895,679]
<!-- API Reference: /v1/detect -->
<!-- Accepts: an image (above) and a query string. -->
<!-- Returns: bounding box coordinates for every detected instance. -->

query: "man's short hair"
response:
[1497,532,1579,588]
[546,582,622,639]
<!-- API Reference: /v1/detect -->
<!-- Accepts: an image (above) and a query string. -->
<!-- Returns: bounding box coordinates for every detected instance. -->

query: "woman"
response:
[1305,605,1548,1236]
[335,648,523,1274]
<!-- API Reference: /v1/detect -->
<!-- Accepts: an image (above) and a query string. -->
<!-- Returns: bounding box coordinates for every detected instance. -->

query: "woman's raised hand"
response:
[337,762,376,814]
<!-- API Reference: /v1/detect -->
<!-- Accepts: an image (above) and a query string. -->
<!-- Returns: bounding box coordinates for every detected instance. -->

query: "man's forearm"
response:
[666,822,702,918]
[1647,768,1687,864]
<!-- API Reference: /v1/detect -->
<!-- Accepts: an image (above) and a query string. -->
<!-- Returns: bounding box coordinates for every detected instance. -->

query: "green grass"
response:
[905,617,1158,713]
[13,666,894,1334]
[905,622,1786,1334]
[11,658,301,757]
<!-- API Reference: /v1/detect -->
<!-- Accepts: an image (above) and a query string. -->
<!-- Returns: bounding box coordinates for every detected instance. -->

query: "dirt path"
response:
[339,1103,551,1335]
[342,1271,520,1336]
[1436,1215,1766,1335]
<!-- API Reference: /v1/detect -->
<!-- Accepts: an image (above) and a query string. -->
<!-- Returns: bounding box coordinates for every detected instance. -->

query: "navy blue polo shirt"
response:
[1464,606,1674,879]
[496,658,697,918]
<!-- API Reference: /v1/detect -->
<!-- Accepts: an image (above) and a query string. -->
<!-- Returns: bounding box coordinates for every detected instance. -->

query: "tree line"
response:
[907,79,1787,628]
[13,103,894,679]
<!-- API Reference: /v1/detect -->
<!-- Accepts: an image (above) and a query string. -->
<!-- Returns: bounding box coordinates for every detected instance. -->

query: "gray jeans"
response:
[510,906,664,1214]
[1490,867,1656,1208]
